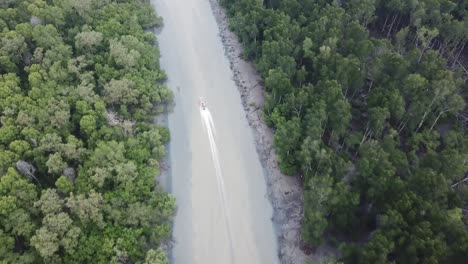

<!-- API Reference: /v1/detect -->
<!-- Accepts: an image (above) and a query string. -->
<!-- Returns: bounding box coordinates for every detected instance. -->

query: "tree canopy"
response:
[0,0,173,262]
[223,0,468,262]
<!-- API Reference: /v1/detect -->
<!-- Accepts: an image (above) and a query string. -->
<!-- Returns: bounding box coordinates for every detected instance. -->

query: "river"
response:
[150,0,280,263]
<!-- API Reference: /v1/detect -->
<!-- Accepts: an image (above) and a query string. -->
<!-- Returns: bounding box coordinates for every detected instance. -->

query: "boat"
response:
[199,97,207,110]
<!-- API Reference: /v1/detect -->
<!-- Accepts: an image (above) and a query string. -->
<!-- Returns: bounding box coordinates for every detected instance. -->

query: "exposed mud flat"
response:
[208,1,336,263]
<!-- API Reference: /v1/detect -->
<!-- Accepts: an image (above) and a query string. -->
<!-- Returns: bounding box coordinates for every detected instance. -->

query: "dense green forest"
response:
[222,0,468,263]
[0,0,173,263]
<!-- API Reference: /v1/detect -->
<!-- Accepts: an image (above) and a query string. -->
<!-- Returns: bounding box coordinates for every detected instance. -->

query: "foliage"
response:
[223,0,468,262]
[0,0,173,262]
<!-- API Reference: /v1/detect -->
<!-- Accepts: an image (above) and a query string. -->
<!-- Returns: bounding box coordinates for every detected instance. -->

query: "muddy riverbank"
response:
[207,1,308,263]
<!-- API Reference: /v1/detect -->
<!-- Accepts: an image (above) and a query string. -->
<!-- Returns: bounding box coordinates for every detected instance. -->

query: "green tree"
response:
[75,30,103,52]
[103,79,139,105]
[35,189,64,215]
[55,176,74,194]
[360,231,394,264]
[144,248,169,264]
[265,68,293,103]
[30,227,60,259]
[302,175,333,245]
[46,153,67,175]
[80,115,97,135]
[66,190,104,227]
[273,117,301,174]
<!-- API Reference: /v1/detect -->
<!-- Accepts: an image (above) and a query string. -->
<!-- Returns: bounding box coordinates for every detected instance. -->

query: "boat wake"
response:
[200,106,235,263]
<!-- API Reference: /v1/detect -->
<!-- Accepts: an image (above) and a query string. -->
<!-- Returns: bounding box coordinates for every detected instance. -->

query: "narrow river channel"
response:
[151,0,280,263]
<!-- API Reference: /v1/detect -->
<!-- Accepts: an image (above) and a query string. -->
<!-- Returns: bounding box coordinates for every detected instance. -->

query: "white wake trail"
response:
[207,109,217,137]
[200,108,235,263]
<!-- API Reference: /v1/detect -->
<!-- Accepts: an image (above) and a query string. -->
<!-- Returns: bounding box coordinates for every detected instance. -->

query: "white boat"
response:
[199,97,207,110]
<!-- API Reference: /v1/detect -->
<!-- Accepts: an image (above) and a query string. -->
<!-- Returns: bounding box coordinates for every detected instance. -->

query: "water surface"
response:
[151,0,280,263]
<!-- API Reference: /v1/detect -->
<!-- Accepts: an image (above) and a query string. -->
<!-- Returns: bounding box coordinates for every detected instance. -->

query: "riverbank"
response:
[207,1,308,263]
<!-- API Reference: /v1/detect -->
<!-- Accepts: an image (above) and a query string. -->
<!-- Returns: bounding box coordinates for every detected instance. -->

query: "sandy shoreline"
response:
[207,1,308,263]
